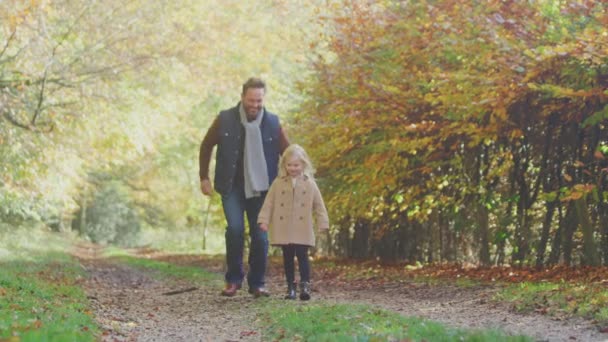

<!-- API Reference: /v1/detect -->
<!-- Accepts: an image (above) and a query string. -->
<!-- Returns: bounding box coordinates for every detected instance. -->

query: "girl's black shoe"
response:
[299,281,311,301]
[284,282,297,300]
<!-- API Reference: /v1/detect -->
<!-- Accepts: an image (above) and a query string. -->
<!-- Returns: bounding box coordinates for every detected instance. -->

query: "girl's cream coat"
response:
[258,175,329,247]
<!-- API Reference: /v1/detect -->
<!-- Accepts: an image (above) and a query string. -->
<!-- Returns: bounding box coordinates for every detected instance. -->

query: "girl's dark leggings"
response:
[281,244,310,284]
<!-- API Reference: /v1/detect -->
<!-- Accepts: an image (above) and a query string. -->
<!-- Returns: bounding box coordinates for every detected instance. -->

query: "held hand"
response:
[259,223,268,231]
[200,179,213,196]
[321,228,330,239]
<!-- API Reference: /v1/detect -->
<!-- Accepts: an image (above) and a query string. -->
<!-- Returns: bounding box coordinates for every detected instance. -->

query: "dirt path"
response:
[74,246,264,342]
[81,259,264,341]
[320,282,604,342]
[75,248,607,342]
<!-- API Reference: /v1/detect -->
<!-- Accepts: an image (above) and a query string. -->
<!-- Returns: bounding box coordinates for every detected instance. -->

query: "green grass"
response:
[0,226,99,341]
[104,247,221,283]
[138,227,225,254]
[0,252,98,342]
[0,224,74,261]
[496,281,608,325]
[256,302,532,342]
[114,255,221,282]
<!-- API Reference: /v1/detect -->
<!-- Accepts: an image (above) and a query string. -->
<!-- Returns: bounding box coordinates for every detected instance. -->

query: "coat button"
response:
[280,216,283,220]
[280,203,284,207]
[299,216,303,220]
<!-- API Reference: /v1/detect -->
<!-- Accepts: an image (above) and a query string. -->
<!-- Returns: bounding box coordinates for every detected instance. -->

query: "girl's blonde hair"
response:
[278,144,315,179]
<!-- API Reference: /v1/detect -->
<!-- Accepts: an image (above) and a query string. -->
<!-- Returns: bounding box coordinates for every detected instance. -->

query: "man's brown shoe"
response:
[221,283,240,297]
[249,287,270,298]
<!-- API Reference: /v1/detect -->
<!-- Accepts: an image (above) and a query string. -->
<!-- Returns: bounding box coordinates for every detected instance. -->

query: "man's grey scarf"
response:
[239,103,269,198]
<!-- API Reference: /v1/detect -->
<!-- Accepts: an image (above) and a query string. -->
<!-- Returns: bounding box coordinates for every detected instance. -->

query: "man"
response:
[199,77,289,297]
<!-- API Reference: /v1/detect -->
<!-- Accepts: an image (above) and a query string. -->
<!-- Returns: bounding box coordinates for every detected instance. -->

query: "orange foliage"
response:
[315,257,608,286]
[294,0,608,265]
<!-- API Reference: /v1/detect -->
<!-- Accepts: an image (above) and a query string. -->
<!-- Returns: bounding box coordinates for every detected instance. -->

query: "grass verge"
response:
[495,281,608,325]
[0,252,98,342]
[314,258,608,327]
[103,247,221,283]
[255,301,532,342]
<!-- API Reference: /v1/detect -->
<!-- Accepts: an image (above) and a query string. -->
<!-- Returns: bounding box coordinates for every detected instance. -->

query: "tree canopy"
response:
[294,0,608,266]
[3,0,608,266]
[1,0,321,247]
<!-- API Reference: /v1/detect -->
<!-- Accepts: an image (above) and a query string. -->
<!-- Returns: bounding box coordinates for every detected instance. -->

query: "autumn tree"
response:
[295,0,608,266]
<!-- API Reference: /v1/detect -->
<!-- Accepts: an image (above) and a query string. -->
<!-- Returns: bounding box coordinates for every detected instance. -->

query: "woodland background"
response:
[2,0,608,268]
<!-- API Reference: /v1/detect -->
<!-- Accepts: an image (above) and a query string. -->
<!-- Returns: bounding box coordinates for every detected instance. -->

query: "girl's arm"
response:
[258,180,277,230]
[311,181,329,230]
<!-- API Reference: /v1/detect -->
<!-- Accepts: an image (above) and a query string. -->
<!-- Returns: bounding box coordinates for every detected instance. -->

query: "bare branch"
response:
[0,29,17,61]
[31,69,48,126]
[2,110,31,129]
[0,43,28,67]
[2,110,55,133]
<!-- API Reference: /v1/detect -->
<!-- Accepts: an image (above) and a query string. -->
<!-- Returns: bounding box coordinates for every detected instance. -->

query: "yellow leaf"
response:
[570,192,583,200]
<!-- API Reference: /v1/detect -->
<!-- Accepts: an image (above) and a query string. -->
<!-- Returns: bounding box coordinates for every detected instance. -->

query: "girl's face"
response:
[285,155,304,178]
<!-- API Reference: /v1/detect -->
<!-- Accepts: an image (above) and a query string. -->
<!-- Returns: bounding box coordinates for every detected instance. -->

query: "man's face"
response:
[242,87,265,120]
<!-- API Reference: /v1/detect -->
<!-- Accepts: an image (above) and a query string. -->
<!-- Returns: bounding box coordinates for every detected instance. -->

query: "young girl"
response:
[258,144,329,300]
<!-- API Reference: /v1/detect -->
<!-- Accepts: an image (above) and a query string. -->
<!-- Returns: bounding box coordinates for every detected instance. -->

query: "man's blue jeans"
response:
[221,186,268,290]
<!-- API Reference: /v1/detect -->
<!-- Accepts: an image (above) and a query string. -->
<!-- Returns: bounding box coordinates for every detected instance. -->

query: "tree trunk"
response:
[438,213,449,262]
[602,196,608,265]
[396,221,412,261]
[574,196,601,266]
[410,221,425,263]
[547,202,564,265]
[548,130,566,265]
[440,215,456,262]
[599,176,608,265]
[476,201,491,266]
[335,219,351,257]
[512,150,531,266]
[562,203,577,266]
[535,201,556,268]
[351,220,370,259]
[513,199,530,266]
[496,180,516,266]
[426,209,442,263]
[79,192,87,235]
